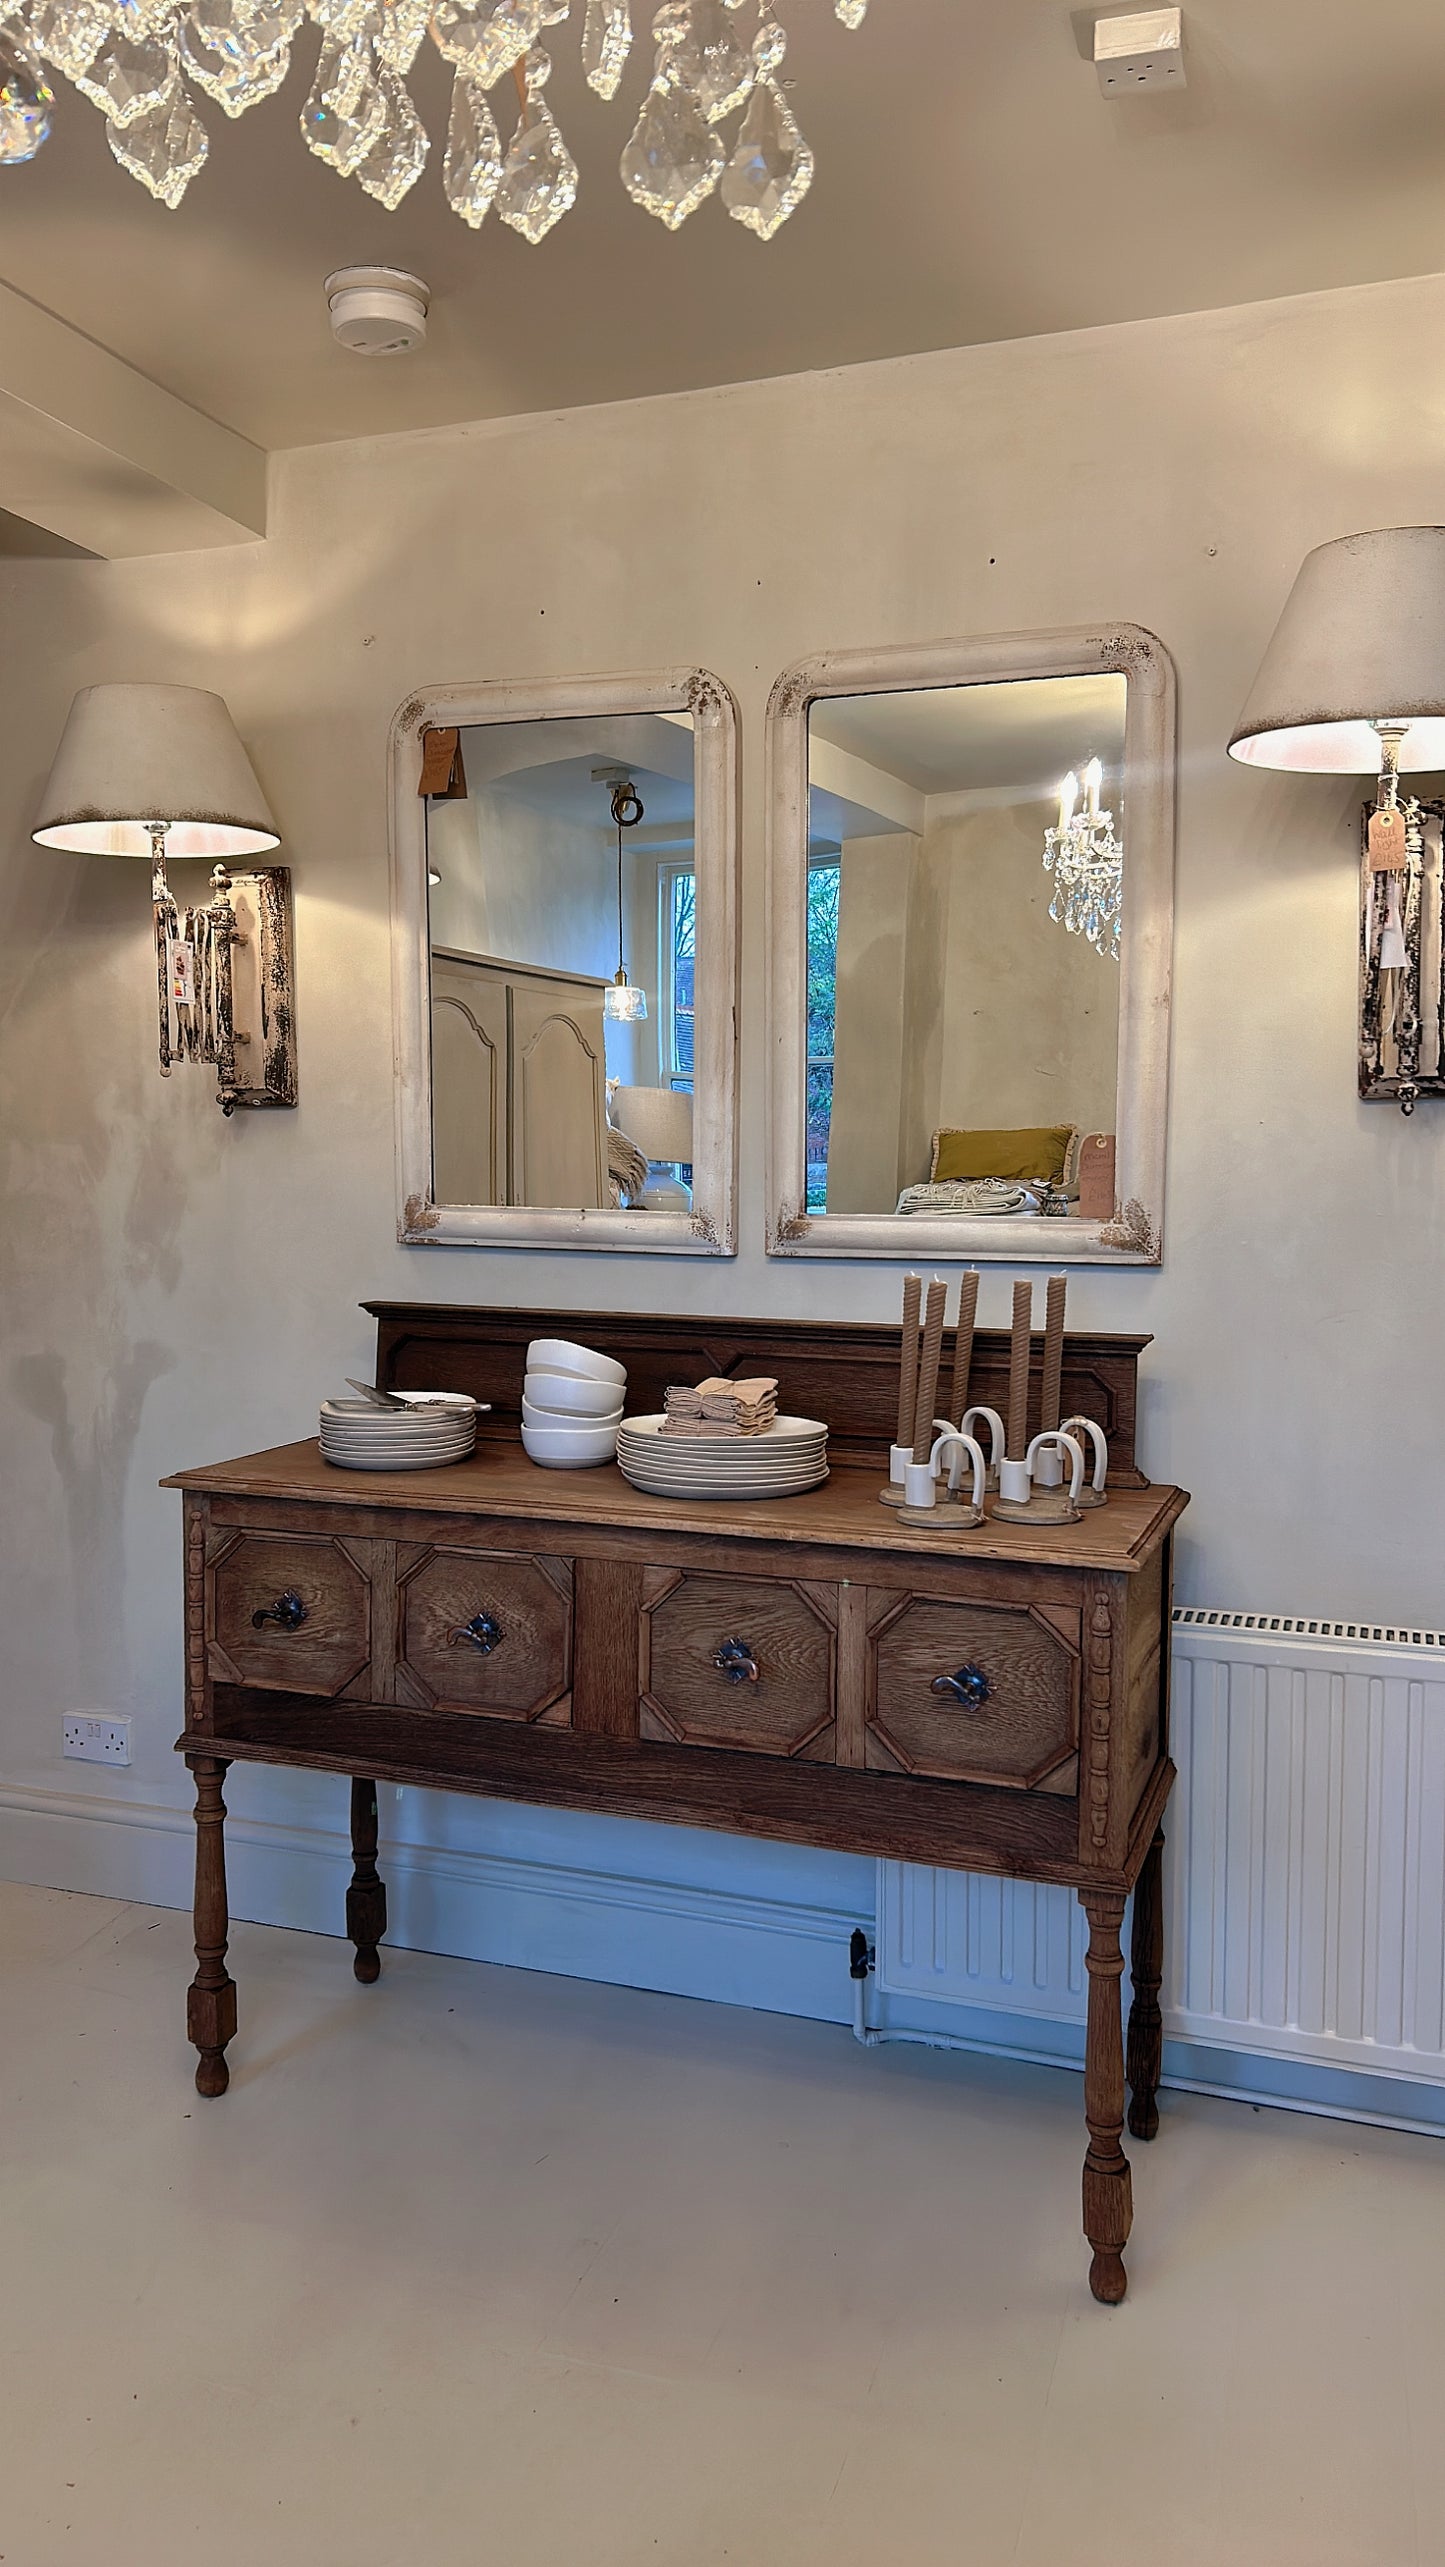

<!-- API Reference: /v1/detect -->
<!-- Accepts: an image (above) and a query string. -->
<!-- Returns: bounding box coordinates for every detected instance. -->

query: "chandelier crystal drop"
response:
[0,23,54,158]
[494,40,576,238]
[1042,760,1123,965]
[0,0,865,222]
[442,66,501,218]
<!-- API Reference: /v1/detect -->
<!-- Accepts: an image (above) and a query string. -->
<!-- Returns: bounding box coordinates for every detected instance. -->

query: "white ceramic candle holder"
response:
[993,1430,1085,1525]
[1033,1438,1065,1489]
[960,1404,1006,1492]
[927,1427,988,1530]
[1060,1414,1109,1507]
[879,1439,913,1507]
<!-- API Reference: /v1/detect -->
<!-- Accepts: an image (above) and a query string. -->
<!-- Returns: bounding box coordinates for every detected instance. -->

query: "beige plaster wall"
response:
[4,268,1445,1844]
[930,795,1120,1150]
[827,833,914,1213]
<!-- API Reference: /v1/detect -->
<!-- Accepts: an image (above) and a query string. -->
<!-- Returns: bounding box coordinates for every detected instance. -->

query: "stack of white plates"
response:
[617,1416,829,1500]
[319,1391,478,1472]
[522,1338,626,1469]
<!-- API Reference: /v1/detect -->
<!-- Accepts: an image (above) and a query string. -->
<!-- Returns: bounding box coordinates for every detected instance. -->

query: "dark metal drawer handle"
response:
[448,1611,503,1655]
[931,1663,990,1709]
[252,1590,307,1632]
[713,1637,760,1685]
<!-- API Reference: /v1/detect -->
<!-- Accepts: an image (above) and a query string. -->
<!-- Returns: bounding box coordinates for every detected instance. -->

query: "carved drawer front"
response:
[639,1570,837,1759]
[865,1592,1080,1792]
[396,1547,573,1723]
[208,1532,372,1698]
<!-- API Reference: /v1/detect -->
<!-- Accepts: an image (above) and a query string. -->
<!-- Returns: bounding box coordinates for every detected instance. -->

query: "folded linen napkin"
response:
[662,1376,779,1436]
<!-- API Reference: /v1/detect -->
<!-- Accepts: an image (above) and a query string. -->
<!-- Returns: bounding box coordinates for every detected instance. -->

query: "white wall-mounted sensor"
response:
[1093,7,1185,93]
[325,266,430,356]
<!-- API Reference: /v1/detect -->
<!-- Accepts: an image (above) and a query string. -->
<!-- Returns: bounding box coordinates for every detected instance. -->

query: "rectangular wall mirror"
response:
[391,670,738,1254]
[765,627,1175,1262]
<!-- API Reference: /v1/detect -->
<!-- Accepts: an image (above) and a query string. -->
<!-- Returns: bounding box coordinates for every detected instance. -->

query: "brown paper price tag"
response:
[1368,804,1409,871]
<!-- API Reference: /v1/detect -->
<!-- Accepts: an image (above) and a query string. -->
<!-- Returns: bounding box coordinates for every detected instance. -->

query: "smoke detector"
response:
[1093,8,1186,93]
[324,266,430,356]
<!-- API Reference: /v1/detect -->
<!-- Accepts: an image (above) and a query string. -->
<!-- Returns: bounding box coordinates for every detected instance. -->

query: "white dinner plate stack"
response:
[319,1392,478,1472]
[616,1415,829,1501]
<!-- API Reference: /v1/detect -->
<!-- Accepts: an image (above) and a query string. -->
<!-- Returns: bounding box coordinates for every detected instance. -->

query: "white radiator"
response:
[877,1612,1445,2091]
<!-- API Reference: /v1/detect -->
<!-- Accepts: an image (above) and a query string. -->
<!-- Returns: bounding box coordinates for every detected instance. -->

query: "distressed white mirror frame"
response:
[390,667,739,1255]
[765,625,1176,1265]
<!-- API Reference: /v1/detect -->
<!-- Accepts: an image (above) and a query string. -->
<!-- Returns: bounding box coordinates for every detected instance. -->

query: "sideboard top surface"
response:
[164,1440,1187,1574]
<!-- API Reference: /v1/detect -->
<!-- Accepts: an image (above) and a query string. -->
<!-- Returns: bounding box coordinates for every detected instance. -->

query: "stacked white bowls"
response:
[521,1338,626,1468]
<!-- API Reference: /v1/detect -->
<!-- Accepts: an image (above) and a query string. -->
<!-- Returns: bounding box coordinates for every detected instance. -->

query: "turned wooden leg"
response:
[1127,1824,1166,2142]
[1080,1889,1133,2304]
[187,1755,237,2099]
[346,1777,387,1984]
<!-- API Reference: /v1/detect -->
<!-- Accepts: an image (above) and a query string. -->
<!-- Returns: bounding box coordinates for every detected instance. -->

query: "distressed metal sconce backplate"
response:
[1360,799,1445,1115]
[155,863,298,1115]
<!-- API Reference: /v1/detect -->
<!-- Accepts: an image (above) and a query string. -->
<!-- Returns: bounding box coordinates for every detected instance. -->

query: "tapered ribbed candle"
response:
[912,1277,948,1463]
[1040,1273,1067,1433]
[896,1273,922,1451]
[1006,1279,1032,1459]
[949,1268,980,1426]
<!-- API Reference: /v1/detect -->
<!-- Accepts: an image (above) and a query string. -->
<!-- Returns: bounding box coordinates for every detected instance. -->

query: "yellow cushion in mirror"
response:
[930,1124,1078,1184]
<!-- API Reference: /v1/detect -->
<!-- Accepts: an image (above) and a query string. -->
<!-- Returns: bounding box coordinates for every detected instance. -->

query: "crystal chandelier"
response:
[0,0,870,234]
[1042,758,1123,964]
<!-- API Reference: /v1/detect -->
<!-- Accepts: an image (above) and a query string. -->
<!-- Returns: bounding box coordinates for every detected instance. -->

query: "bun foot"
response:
[353,1947,381,1985]
[195,2051,230,2099]
[1089,2249,1128,2304]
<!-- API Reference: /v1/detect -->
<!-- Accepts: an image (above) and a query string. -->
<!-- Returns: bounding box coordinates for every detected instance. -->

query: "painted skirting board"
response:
[5,1774,1445,2138]
[0,1779,868,2029]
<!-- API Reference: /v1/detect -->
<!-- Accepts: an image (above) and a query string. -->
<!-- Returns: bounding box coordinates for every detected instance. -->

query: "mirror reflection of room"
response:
[426,711,696,1213]
[805,675,1127,1217]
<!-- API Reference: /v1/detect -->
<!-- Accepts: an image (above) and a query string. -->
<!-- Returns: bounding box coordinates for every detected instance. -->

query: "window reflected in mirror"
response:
[805,674,1127,1219]
[425,711,697,1212]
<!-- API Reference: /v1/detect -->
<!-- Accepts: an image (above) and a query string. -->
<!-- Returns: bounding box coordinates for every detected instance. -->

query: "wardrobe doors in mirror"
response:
[765,627,1175,1264]
[391,670,739,1254]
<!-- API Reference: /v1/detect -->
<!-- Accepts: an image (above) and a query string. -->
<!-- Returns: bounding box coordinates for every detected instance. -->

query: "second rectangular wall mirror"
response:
[765,626,1176,1263]
[391,670,739,1255]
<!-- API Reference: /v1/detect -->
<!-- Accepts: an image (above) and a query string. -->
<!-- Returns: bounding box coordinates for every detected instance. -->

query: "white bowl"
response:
[527,1338,626,1389]
[524,1368,625,1419]
[523,1393,622,1432]
[520,1419,620,1469]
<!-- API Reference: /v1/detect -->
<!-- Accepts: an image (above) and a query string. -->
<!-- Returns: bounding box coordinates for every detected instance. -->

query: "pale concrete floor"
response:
[0,1881,1440,2566]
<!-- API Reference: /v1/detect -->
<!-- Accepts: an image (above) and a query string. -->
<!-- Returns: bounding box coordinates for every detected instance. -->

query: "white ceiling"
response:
[811,674,1129,797]
[0,0,1443,454]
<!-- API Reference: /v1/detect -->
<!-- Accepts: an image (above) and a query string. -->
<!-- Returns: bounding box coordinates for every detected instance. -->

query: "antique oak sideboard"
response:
[167,1304,1187,2304]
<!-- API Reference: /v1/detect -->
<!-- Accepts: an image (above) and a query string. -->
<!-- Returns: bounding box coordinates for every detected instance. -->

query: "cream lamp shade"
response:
[1228,528,1445,773]
[32,682,279,858]
[612,1085,694,1162]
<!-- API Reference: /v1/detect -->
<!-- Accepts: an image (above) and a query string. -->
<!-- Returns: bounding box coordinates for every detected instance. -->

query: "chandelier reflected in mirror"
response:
[1042,757,1123,964]
[0,0,870,234]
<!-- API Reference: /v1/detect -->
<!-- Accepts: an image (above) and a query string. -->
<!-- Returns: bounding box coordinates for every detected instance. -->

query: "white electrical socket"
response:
[63,1715,132,1767]
[1094,7,1186,93]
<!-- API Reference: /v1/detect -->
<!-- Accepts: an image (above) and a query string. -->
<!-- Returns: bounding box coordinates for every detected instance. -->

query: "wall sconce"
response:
[33,683,296,1115]
[1228,526,1445,1114]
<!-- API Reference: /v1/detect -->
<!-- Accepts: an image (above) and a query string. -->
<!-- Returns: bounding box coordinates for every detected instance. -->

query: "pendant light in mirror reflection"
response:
[1042,756,1123,962]
[1228,526,1445,1116]
[31,682,297,1114]
[598,768,648,1023]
